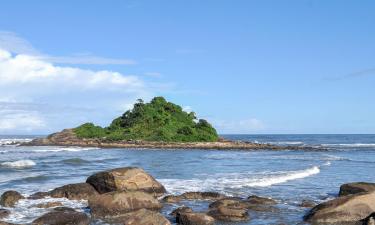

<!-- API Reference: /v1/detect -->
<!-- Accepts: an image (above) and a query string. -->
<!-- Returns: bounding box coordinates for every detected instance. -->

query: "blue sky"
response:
[0,0,374,134]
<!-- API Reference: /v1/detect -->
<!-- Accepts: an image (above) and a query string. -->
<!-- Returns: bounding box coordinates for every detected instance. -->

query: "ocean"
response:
[1,134,375,224]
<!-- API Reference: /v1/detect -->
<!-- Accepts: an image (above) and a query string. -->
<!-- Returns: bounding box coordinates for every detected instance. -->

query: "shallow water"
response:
[1,134,375,224]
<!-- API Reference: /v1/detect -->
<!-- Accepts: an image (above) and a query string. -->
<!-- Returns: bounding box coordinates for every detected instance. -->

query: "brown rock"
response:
[247,195,277,205]
[112,208,171,225]
[162,195,183,203]
[209,197,249,209]
[170,207,193,217]
[339,182,375,197]
[181,192,226,200]
[86,167,166,197]
[304,191,375,224]
[28,192,49,200]
[53,207,76,212]
[88,191,162,219]
[33,202,63,208]
[32,210,90,225]
[49,183,98,200]
[176,212,215,225]
[0,209,10,219]
[208,205,249,222]
[300,199,316,208]
[0,191,24,207]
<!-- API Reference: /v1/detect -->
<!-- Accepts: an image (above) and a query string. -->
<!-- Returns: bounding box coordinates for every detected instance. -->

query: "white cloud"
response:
[0,31,136,65]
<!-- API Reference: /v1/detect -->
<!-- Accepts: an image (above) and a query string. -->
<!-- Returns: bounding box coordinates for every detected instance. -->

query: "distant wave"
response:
[160,165,321,195]
[32,147,100,152]
[61,158,90,165]
[1,160,36,168]
[0,138,32,146]
[321,143,375,148]
[267,141,304,145]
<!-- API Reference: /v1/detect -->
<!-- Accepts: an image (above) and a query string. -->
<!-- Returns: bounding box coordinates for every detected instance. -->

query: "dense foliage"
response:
[74,97,219,142]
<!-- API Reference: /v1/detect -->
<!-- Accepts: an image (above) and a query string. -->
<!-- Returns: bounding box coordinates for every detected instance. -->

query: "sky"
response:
[0,0,374,134]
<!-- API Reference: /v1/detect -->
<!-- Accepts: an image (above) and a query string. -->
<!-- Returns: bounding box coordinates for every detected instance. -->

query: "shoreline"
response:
[22,129,323,150]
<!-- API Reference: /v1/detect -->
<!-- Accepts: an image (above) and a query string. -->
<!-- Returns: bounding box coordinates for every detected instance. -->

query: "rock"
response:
[49,183,98,200]
[0,191,24,207]
[163,195,184,203]
[170,207,193,217]
[300,199,316,208]
[53,207,76,212]
[209,197,250,209]
[0,222,19,225]
[247,195,277,205]
[33,202,63,208]
[88,191,162,219]
[181,192,226,200]
[208,205,249,222]
[0,209,10,219]
[304,191,375,224]
[28,192,49,199]
[86,167,166,197]
[339,182,375,197]
[32,210,90,225]
[111,209,171,225]
[176,212,215,225]
[363,213,375,225]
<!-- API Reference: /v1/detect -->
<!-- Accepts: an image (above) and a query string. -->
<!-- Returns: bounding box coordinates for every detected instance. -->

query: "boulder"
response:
[32,210,90,225]
[162,195,184,203]
[86,167,166,197]
[33,202,63,208]
[181,192,226,200]
[28,192,49,200]
[49,183,98,200]
[304,191,375,224]
[0,209,10,219]
[0,191,24,207]
[208,205,249,222]
[209,197,249,209]
[112,209,171,225]
[88,191,162,219]
[300,199,316,208]
[339,182,375,197]
[176,212,215,225]
[170,207,193,217]
[247,195,277,205]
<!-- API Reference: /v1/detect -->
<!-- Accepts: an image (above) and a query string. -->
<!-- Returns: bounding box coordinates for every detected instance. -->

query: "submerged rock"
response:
[247,195,277,205]
[0,191,24,207]
[181,192,226,200]
[299,199,316,208]
[111,208,171,225]
[88,191,162,219]
[28,192,49,200]
[32,210,90,225]
[176,212,215,225]
[49,183,98,200]
[304,191,375,224]
[0,209,10,219]
[208,205,249,222]
[339,182,375,197]
[170,207,193,217]
[33,202,63,208]
[86,167,166,197]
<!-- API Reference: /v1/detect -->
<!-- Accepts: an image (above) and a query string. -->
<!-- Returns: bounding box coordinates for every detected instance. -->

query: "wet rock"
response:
[0,209,10,219]
[33,202,63,208]
[53,207,76,212]
[176,212,215,225]
[339,182,375,197]
[170,207,193,217]
[0,191,24,207]
[88,191,162,219]
[28,192,49,200]
[300,199,316,208]
[304,191,375,224]
[162,195,184,203]
[32,210,90,225]
[208,205,249,222]
[111,208,171,225]
[209,197,250,209]
[86,167,166,197]
[49,183,98,200]
[247,195,277,205]
[181,192,226,200]
[246,204,279,212]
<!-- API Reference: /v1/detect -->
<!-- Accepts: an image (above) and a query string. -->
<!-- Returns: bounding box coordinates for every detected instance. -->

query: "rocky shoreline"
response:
[1,166,374,225]
[23,129,321,150]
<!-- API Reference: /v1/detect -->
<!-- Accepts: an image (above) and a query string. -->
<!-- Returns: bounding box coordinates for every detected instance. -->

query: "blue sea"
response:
[1,134,375,224]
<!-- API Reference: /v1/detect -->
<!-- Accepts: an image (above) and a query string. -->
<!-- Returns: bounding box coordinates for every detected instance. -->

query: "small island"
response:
[26,97,311,150]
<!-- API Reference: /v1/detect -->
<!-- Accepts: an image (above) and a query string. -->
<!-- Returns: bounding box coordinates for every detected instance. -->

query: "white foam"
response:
[1,160,36,168]
[321,143,375,148]
[32,147,100,152]
[0,138,32,146]
[268,141,304,145]
[160,166,321,195]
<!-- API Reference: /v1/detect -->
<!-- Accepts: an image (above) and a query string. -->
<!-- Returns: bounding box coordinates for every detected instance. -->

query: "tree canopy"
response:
[74,97,219,142]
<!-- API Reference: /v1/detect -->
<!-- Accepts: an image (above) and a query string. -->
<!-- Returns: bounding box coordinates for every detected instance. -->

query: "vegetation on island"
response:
[73,97,219,142]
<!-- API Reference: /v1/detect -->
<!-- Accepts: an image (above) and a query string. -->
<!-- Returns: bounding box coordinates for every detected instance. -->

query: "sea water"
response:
[1,134,375,224]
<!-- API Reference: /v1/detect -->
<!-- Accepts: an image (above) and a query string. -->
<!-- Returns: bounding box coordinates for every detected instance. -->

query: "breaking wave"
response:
[0,138,32,146]
[1,160,36,168]
[321,143,375,148]
[32,147,100,152]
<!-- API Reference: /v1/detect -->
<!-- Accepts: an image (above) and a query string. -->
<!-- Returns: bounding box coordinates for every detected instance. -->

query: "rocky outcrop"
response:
[86,167,166,197]
[88,191,162,219]
[304,191,375,224]
[49,183,98,200]
[163,192,226,203]
[176,212,215,225]
[170,207,193,217]
[299,199,316,208]
[0,191,24,207]
[32,210,90,225]
[0,209,10,219]
[339,182,375,197]
[111,209,171,225]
